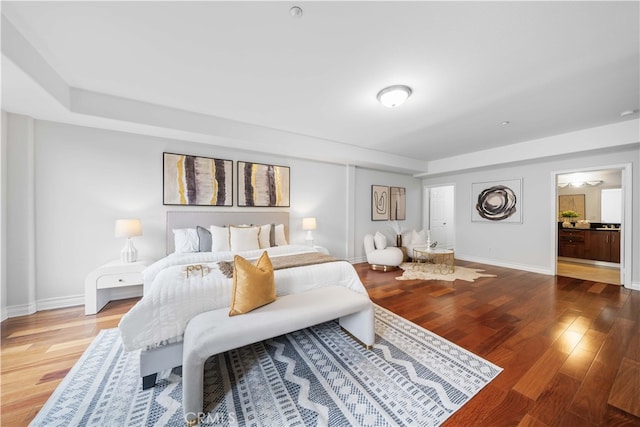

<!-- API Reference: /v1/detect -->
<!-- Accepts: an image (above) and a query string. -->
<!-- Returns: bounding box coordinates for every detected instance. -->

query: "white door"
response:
[427,185,455,249]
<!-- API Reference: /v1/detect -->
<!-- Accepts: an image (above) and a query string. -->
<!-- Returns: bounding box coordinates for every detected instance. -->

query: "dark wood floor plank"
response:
[517,413,550,427]
[480,389,534,427]
[607,358,640,418]
[625,332,640,361]
[567,317,636,424]
[602,406,640,427]
[568,360,614,425]
[559,347,597,381]
[513,346,569,400]
[528,372,581,426]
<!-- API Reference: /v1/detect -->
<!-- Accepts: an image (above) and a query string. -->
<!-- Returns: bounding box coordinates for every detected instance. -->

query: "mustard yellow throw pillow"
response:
[228,252,275,316]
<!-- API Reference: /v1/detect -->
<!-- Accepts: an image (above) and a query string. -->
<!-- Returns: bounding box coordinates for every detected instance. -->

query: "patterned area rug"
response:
[31,305,502,427]
[396,263,497,282]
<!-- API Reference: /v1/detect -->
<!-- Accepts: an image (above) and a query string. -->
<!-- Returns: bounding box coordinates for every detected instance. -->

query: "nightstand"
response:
[85,259,151,315]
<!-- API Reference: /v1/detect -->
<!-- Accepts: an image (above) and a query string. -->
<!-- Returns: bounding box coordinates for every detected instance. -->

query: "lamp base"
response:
[305,230,314,247]
[121,238,138,263]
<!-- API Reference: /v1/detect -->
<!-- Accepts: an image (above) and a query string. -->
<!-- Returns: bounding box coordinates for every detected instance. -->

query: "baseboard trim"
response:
[2,287,147,320]
[455,254,553,276]
[626,281,640,291]
[5,294,84,319]
[37,294,84,311]
[6,301,37,318]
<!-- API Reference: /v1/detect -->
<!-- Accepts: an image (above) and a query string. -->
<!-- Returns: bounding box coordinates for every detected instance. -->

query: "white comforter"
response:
[118,245,367,351]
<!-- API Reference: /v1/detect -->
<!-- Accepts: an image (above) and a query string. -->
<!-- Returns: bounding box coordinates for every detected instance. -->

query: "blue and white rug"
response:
[31,305,501,426]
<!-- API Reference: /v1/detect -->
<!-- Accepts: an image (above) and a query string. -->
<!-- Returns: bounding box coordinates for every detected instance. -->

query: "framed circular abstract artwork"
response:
[471,179,522,223]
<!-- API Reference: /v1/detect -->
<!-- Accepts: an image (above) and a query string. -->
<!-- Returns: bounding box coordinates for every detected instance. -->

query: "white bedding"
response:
[118,245,368,351]
[142,244,314,293]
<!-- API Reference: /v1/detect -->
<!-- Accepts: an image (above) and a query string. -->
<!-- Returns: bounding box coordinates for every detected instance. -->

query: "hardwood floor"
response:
[357,260,639,426]
[1,299,133,425]
[557,260,621,286]
[1,260,638,426]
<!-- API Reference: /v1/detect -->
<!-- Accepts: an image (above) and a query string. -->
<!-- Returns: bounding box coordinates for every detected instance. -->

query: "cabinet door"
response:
[559,242,584,258]
[610,232,621,263]
[589,232,611,262]
[558,230,585,259]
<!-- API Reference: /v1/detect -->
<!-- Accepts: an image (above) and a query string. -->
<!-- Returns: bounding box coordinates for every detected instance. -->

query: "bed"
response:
[117,211,371,388]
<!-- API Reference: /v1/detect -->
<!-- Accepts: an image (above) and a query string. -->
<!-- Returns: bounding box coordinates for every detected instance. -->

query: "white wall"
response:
[423,144,640,286]
[3,114,420,314]
[1,111,7,321]
[6,114,36,316]
[287,158,348,254]
[8,111,636,313]
[353,167,423,262]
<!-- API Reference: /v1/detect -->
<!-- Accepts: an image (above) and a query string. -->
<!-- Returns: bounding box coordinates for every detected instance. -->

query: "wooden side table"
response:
[85,259,151,315]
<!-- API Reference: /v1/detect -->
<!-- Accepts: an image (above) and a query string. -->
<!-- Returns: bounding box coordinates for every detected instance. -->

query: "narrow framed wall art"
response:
[163,152,233,206]
[371,185,390,221]
[390,187,406,220]
[237,161,290,207]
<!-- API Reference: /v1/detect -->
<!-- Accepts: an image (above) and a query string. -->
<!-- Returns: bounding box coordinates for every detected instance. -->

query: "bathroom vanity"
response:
[558,226,620,263]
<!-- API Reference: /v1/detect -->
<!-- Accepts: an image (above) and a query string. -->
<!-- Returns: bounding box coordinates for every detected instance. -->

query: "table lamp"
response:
[115,219,142,263]
[302,217,317,247]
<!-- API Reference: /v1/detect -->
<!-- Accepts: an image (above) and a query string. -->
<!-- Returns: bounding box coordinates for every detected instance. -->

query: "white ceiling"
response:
[2,1,639,174]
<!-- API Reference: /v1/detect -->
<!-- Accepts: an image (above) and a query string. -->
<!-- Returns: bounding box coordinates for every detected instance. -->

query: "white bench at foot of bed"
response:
[182,285,375,425]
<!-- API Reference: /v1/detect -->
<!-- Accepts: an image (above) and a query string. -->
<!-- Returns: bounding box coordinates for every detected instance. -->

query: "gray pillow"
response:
[197,225,212,252]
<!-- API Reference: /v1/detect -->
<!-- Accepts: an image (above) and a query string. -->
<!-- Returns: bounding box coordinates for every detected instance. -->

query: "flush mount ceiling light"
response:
[290,6,303,18]
[620,109,639,117]
[377,85,412,108]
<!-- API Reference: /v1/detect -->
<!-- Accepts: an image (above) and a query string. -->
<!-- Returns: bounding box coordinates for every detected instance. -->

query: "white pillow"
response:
[229,226,260,251]
[373,231,387,250]
[173,228,199,253]
[258,224,271,249]
[274,224,287,246]
[411,229,427,245]
[210,225,230,252]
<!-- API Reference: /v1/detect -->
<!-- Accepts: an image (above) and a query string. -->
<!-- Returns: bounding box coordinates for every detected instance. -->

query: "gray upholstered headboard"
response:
[166,211,290,254]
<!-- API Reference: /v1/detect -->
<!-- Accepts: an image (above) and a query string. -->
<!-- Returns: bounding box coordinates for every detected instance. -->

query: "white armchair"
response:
[403,229,430,260]
[364,233,403,271]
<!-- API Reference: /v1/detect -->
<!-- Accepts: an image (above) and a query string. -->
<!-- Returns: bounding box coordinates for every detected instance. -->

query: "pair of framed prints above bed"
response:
[162,152,290,208]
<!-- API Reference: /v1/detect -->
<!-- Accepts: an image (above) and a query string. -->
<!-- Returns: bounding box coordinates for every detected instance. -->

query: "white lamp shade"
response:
[377,85,412,108]
[115,219,142,238]
[302,217,317,230]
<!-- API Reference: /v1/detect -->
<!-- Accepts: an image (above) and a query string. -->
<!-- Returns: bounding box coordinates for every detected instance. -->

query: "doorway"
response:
[425,185,455,249]
[554,167,626,286]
